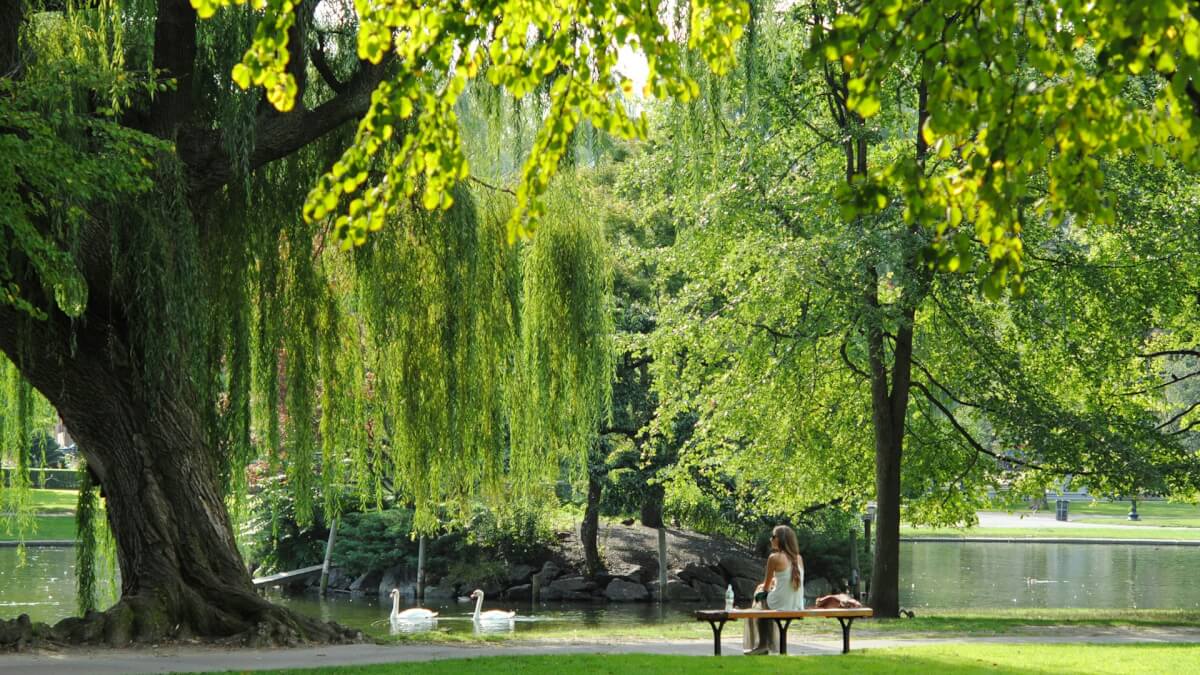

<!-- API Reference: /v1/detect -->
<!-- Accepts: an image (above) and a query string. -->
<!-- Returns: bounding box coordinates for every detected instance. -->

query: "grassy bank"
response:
[217,644,1200,674]
[1071,500,1200,528]
[900,525,1200,541]
[0,514,76,541]
[375,608,1200,645]
[1,488,78,541]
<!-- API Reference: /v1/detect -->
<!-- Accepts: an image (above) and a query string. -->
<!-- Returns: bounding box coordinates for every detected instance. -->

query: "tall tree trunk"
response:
[0,0,21,77]
[581,469,604,577]
[0,309,354,646]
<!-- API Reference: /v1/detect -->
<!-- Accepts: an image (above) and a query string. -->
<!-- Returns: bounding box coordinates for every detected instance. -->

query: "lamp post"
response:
[863,502,875,555]
[861,503,875,602]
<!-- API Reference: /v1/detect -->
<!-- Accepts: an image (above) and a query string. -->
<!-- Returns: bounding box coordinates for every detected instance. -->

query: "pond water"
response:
[0,546,78,623]
[3,541,1198,632]
[265,592,709,638]
[898,541,1200,610]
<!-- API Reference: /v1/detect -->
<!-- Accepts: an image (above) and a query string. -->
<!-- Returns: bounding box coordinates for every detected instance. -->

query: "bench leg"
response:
[837,617,855,653]
[707,619,727,656]
[772,618,793,655]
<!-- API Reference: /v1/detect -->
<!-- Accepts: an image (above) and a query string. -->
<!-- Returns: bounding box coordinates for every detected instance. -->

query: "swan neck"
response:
[473,593,483,619]
[391,591,400,617]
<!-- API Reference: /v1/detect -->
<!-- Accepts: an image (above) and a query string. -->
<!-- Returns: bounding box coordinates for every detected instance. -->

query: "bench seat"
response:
[694,607,874,655]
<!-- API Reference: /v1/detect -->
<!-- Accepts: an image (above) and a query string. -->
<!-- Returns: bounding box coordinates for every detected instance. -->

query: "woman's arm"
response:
[760,552,780,592]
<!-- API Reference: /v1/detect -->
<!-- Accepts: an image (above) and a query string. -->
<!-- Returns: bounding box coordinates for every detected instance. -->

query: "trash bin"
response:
[1055,499,1069,522]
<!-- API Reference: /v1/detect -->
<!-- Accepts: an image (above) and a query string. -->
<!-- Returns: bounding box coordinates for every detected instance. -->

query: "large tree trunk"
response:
[867,381,905,618]
[0,0,21,77]
[581,469,604,577]
[864,271,917,619]
[0,309,356,647]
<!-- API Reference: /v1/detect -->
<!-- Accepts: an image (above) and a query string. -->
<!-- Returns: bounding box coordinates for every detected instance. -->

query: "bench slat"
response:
[694,608,873,620]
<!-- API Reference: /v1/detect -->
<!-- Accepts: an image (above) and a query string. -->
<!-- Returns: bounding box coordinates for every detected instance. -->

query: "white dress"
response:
[767,562,805,610]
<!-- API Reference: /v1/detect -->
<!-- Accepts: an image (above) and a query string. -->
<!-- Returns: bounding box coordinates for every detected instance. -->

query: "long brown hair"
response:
[773,525,803,591]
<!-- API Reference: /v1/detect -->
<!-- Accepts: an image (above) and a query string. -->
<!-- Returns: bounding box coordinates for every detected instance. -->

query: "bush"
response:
[334,509,418,576]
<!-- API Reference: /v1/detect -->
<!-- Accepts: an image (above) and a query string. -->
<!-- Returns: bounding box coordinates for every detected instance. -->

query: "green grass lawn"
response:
[901,525,1200,540]
[0,514,76,541]
[1071,500,1200,528]
[0,489,80,541]
[376,608,1200,645]
[25,488,79,514]
[214,644,1200,674]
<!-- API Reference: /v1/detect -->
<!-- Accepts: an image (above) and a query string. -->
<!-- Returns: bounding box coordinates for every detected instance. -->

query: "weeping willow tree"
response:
[0,0,644,646]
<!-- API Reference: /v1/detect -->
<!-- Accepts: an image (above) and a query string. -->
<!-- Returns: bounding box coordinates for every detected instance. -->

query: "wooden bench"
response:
[694,607,874,655]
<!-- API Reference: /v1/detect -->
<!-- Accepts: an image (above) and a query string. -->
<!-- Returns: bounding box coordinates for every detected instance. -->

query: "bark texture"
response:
[0,3,388,649]
[0,0,21,77]
[581,469,604,577]
[0,308,360,648]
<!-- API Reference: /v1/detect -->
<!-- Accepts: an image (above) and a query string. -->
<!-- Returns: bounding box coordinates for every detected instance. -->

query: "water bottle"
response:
[725,584,734,610]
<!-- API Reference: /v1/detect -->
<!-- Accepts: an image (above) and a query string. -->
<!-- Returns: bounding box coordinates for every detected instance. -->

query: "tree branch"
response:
[1157,400,1200,432]
[467,175,516,196]
[1137,348,1200,359]
[149,0,198,137]
[911,378,1081,475]
[840,337,870,381]
[187,58,392,196]
[1120,369,1200,397]
[310,42,347,95]
[908,354,992,411]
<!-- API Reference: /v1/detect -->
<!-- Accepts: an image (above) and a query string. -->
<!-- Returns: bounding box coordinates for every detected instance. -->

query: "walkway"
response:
[4,628,1200,674]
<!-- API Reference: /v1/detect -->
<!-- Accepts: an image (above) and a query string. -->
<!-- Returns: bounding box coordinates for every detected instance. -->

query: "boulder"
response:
[0,614,34,649]
[326,568,349,588]
[349,570,383,594]
[690,580,727,601]
[547,575,594,594]
[536,561,562,582]
[505,584,533,601]
[605,579,650,602]
[607,562,653,583]
[508,564,535,585]
[731,576,758,603]
[378,565,408,596]
[677,562,725,588]
[805,576,833,600]
[718,555,761,581]
[422,585,456,601]
[647,578,702,602]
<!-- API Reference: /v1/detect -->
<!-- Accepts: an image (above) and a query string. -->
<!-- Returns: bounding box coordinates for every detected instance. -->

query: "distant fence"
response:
[0,467,80,490]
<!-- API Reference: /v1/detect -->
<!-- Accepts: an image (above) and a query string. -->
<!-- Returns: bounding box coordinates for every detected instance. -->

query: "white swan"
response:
[389,588,438,620]
[470,589,516,621]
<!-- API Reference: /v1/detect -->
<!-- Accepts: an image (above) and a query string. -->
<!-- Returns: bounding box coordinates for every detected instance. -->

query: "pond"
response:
[898,541,1200,610]
[3,541,1198,632]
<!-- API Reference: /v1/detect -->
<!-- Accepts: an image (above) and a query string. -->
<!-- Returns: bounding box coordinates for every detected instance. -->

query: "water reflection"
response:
[898,541,1200,609]
[388,617,438,635]
[472,618,515,636]
[5,542,1200,631]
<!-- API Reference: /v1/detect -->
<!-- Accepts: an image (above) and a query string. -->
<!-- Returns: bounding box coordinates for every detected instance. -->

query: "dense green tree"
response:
[0,0,711,644]
[627,2,1200,618]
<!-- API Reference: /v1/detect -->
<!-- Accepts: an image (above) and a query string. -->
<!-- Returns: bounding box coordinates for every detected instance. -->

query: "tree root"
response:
[0,594,365,652]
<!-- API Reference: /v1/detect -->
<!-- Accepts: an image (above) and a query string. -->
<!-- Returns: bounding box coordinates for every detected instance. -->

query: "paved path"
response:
[3,628,1199,674]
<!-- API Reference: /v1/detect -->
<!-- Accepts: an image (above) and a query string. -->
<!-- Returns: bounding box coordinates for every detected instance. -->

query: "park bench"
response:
[694,607,874,656]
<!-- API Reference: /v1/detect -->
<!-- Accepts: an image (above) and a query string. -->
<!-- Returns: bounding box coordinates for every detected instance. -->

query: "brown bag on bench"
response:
[813,593,863,609]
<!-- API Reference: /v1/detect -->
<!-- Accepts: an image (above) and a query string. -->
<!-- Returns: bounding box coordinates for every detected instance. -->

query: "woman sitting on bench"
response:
[743,524,805,655]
